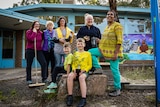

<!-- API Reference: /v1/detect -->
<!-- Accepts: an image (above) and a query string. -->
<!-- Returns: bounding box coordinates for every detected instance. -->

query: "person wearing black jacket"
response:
[77,13,101,51]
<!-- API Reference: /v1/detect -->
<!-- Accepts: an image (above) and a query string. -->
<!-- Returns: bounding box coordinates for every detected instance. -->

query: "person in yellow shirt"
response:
[44,42,73,93]
[89,10,123,97]
[66,38,92,107]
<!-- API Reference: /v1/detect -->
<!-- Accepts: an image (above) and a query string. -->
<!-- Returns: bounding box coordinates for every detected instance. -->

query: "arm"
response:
[26,30,36,41]
[66,64,71,76]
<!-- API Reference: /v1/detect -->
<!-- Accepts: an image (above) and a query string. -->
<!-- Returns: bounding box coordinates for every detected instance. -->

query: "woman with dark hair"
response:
[54,16,74,67]
[25,21,48,84]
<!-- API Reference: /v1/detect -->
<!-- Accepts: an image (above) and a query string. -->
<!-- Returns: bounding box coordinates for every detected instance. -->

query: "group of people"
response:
[25,10,123,107]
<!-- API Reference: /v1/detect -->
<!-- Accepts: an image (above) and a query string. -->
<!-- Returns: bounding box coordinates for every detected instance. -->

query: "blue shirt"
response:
[42,29,55,51]
[77,25,101,51]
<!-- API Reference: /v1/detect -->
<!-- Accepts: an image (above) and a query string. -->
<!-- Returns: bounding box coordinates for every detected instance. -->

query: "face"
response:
[77,42,85,50]
[34,22,40,30]
[60,18,66,26]
[86,16,93,26]
[63,47,71,54]
[106,11,115,23]
[47,23,54,31]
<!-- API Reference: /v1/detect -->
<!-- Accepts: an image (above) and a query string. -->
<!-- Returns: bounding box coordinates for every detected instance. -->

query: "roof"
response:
[7,4,150,16]
[0,8,46,30]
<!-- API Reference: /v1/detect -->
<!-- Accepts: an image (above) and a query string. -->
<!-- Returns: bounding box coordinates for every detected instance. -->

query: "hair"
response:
[31,21,40,30]
[76,38,85,43]
[63,42,71,48]
[57,16,67,27]
[45,21,54,27]
[84,13,94,25]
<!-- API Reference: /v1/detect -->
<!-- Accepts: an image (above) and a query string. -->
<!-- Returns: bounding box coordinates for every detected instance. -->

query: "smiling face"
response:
[47,23,54,31]
[34,21,40,30]
[63,46,71,55]
[60,18,66,27]
[85,15,94,26]
[77,41,85,51]
[106,11,115,23]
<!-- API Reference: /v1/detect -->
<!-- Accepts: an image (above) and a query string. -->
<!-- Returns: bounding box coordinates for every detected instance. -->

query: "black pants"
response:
[51,66,66,83]
[43,50,55,78]
[25,49,47,81]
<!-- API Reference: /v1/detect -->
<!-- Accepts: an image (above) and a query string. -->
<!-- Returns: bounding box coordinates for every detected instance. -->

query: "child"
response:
[66,38,92,107]
[44,42,73,93]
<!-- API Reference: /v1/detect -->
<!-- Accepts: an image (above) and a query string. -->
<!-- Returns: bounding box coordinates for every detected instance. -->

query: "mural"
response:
[123,34,154,60]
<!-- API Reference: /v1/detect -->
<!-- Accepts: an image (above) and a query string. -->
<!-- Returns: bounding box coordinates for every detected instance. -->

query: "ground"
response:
[0,67,159,107]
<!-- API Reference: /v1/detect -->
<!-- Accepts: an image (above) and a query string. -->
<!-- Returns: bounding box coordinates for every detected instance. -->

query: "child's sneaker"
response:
[47,82,57,89]
[44,89,56,94]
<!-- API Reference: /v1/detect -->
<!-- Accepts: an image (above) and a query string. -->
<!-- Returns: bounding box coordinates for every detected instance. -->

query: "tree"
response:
[109,0,119,22]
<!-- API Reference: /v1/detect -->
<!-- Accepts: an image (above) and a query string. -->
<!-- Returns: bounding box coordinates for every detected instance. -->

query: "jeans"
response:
[25,49,47,81]
[88,48,121,89]
[54,53,65,67]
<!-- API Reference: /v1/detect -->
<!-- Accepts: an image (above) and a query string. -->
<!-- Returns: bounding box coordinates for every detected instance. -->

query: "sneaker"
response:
[94,68,103,74]
[44,89,56,94]
[108,89,121,97]
[77,98,86,107]
[66,95,73,106]
[27,80,32,85]
[47,82,57,89]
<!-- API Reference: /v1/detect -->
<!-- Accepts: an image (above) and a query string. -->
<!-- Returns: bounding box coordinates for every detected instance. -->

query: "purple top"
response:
[42,29,55,51]
[26,29,43,50]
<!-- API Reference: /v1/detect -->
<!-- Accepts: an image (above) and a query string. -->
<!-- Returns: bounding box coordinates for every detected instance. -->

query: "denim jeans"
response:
[54,53,65,67]
[25,49,47,81]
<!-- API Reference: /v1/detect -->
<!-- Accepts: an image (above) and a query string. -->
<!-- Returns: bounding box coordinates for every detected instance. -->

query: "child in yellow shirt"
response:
[66,38,92,107]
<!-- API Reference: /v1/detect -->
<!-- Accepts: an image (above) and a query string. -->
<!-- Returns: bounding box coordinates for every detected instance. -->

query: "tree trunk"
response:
[109,0,119,22]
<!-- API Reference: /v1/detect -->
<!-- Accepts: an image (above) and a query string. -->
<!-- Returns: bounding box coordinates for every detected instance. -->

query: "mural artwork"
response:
[123,34,154,60]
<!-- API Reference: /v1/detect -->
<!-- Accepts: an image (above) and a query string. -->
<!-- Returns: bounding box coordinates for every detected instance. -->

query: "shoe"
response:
[42,79,50,84]
[44,89,56,94]
[66,95,73,106]
[77,98,86,107]
[27,80,32,85]
[94,68,103,74]
[108,89,121,97]
[47,82,57,89]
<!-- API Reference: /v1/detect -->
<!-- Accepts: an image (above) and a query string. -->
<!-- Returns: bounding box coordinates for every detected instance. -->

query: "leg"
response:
[109,59,121,97]
[54,53,62,67]
[50,50,55,74]
[37,51,47,81]
[43,51,50,78]
[77,73,87,107]
[88,48,103,68]
[25,49,34,81]
[66,72,76,106]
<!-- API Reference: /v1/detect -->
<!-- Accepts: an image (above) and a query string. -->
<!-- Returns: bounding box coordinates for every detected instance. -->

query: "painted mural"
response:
[123,34,154,60]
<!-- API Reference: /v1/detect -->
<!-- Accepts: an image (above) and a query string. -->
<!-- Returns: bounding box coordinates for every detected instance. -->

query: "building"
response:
[0,4,152,68]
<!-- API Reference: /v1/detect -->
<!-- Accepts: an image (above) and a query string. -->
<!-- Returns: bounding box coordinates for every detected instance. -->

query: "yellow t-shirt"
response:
[99,22,123,58]
[72,51,92,72]
[64,53,73,71]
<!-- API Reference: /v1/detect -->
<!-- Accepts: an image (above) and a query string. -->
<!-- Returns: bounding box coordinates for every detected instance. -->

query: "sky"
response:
[0,0,21,9]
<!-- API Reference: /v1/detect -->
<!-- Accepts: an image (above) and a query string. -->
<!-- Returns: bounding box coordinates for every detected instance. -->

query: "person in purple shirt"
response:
[42,21,56,79]
[25,21,47,84]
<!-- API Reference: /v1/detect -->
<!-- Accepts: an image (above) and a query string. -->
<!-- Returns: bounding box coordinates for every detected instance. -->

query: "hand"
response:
[84,36,90,41]
[33,28,37,33]
[96,38,100,43]
[112,53,118,60]
[59,38,66,43]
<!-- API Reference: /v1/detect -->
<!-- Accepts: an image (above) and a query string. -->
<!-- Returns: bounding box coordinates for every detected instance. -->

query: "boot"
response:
[66,95,73,106]
[77,98,86,107]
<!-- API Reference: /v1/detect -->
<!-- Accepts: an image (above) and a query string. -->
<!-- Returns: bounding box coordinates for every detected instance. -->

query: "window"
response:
[2,31,14,58]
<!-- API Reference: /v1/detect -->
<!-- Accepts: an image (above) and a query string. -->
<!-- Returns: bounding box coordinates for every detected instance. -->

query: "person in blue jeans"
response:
[89,10,123,97]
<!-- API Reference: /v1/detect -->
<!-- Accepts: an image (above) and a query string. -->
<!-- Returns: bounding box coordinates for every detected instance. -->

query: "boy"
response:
[44,42,73,93]
[66,38,92,107]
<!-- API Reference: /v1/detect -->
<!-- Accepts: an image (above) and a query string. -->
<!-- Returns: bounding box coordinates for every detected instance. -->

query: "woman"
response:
[25,21,47,84]
[42,21,55,79]
[54,16,74,67]
[77,13,101,51]
[89,10,123,97]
